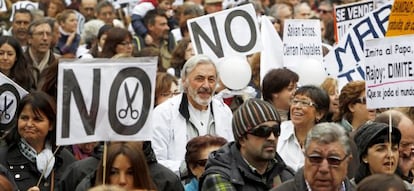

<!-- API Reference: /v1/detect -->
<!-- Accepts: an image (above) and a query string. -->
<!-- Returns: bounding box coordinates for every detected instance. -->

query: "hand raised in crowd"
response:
[144,34,154,46]
[27,186,40,191]
[66,32,77,47]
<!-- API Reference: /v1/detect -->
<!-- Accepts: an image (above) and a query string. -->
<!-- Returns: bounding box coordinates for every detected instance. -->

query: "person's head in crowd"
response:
[375,110,414,180]
[0,174,13,191]
[0,36,34,90]
[95,1,116,26]
[203,0,222,14]
[353,122,401,184]
[232,98,281,166]
[95,142,157,190]
[72,142,99,160]
[176,3,204,38]
[180,54,218,111]
[239,0,264,16]
[262,68,299,121]
[170,37,194,78]
[280,0,300,7]
[100,27,133,58]
[79,0,98,21]
[302,122,352,191]
[27,18,54,58]
[322,18,335,45]
[56,9,78,34]
[155,72,180,106]
[6,91,57,150]
[81,19,105,47]
[294,2,311,19]
[317,0,333,22]
[158,0,173,12]
[356,174,407,191]
[397,107,414,122]
[144,9,170,45]
[335,80,376,132]
[185,135,227,180]
[11,9,33,47]
[46,0,66,18]
[320,77,339,121]
[290,85,330,129]
[45,18,60,48]
[89,24,112,57]
[247,52,261,90]
[269,3,293,37]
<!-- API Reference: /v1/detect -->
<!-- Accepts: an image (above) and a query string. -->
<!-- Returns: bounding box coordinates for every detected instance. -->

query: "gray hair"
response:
[96,1,114,14]
[28,18,52,35]
[81,19,105,45]
[304,122,351,155]
[180,54,218,80]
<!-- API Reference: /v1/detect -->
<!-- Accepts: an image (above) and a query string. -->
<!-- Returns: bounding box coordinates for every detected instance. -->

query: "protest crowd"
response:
[0,0,414,190]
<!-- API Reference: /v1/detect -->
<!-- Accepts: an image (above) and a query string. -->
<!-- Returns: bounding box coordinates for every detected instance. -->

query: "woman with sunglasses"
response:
[184,135,227,191]
[277,85,330,172]
[352,122,414,190]
[334,80,376,132]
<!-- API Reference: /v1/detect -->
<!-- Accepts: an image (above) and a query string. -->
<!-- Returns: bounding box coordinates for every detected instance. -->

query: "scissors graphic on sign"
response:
[118,83,139,119]
[1,96,13,120]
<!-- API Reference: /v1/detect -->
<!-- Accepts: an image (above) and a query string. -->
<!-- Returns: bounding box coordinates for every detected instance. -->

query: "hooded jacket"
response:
[199,142,294,191]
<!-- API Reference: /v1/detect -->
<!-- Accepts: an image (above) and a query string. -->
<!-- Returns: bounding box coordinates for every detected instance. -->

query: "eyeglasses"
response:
[196,159,208,167]
[247,124,280,138]
[318,9,332,14]
[306,154,349,167]
[160,92,181,97]
[354,97,366,104]
[291,99,317,108]
[118,41,132,46]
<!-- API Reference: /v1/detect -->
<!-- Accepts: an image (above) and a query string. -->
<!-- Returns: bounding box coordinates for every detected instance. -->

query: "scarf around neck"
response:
[18,139,55,178]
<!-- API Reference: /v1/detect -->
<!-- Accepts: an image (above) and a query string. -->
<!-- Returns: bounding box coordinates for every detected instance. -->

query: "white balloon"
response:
[288,58,328,86]
[218,56,252,90]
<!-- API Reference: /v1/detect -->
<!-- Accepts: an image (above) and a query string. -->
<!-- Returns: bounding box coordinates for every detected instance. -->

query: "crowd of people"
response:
[0,0,413,190]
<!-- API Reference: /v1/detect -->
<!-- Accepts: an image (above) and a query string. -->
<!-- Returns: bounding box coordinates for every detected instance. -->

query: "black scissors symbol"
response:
[118,83,139,119]
[1,96,13,120]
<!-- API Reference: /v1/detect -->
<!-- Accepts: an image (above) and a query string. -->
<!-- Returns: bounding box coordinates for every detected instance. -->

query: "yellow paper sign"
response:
[386,0,414,36]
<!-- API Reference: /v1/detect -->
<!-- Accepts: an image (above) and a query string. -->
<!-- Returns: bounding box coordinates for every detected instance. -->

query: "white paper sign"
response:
[56,58,157,145]
[0,73,29,131]
[323,2,392,89]
[0,0,7,12]
[187,4,262,61]
[335,0,374,42]
[364,35,414,109]
[10,1,38,22]
[283,19,323,69]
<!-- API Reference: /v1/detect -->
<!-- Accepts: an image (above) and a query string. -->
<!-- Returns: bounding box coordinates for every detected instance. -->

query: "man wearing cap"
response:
[151,54,233,175]
[273,123,355,191]
[199,98,294,191]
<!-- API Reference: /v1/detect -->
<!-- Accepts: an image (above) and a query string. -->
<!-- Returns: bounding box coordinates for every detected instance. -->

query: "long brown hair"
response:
[95,142,157,190]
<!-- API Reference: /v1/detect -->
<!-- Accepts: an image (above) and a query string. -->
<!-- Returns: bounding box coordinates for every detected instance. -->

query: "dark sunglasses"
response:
[354,97,366,104]
[247,124,280,138]
[306,154,349,166]
[318,9,332,14]
[196,159,208,167]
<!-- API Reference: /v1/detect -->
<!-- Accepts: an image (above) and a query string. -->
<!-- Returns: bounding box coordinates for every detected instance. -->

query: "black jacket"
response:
[0,143,75,191]
[200,142,294,191]
[62,141,184,191]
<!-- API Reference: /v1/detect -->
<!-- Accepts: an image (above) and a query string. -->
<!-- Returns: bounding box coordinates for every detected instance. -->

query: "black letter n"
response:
[62,69,100,138]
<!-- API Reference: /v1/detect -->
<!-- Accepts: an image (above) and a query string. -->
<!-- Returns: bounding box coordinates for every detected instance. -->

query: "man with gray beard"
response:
[151,54,234,175]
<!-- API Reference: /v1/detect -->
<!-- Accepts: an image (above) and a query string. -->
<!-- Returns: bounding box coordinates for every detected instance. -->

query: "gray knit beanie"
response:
[232,98,281,142]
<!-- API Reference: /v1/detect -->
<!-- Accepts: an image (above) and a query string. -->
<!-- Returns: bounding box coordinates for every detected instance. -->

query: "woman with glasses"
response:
[155,72,180,107]
[99,27,133,58]
[277,85,330,172]
[184,135,227,191]
[334,80,376,132]
[352,122,414,190]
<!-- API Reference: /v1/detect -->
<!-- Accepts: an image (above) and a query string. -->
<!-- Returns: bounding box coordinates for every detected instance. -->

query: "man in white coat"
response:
[151,54,234,175]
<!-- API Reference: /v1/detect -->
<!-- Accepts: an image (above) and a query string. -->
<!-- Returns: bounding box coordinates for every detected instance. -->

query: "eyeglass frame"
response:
[305,153,350,167]
[290,98,318,108]
[246,124,281,138]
